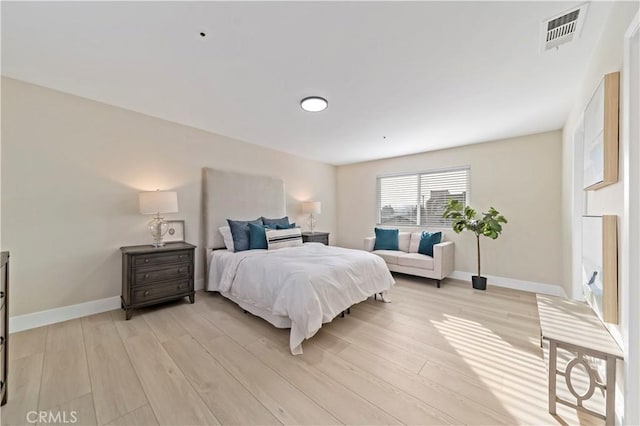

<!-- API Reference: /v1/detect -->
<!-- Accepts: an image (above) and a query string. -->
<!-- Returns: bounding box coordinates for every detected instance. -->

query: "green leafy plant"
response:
[442,200,508,278]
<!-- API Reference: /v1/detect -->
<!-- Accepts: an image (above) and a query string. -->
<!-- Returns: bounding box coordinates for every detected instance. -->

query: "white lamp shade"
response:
[302,201,322,215]
[139,191,179,215]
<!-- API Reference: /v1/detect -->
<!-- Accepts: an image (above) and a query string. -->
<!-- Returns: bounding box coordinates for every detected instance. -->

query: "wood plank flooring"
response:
[0,276,603,425]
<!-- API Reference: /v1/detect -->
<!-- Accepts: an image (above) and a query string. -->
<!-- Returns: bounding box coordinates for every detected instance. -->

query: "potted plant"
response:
[443,200,508,290]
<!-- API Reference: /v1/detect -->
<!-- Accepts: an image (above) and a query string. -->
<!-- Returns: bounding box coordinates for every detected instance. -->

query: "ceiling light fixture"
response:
[300,96,328,112]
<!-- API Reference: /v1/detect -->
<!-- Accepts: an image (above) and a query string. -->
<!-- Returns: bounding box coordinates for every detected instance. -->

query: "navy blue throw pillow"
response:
[418,231,442,257]
[374,228,399,250]
[227,218,263,252]
[261,216,290,229]
[275,223,296,230]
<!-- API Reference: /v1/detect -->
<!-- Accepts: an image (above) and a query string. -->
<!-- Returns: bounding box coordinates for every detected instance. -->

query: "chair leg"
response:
[374,293,377,301]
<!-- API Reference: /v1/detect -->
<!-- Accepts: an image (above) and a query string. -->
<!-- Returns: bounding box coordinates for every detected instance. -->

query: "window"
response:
[376,167,470,228]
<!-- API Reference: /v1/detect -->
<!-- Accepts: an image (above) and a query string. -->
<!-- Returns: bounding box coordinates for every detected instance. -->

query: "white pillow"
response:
[265,228,303,250]
[398,232,411,252]
[219,226,235,251]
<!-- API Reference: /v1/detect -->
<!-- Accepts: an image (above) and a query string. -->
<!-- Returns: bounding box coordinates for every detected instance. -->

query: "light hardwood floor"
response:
[1,276,604,426]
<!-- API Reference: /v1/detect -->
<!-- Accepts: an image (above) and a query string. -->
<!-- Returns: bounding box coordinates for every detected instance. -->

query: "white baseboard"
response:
[9,295,122,333]
[195,278,205,291]
[449,270,567,297]
[10,279,208,334]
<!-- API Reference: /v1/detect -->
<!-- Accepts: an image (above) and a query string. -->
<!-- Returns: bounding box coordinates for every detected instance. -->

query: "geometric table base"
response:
[536,295,623,426]
[548,340,617,426]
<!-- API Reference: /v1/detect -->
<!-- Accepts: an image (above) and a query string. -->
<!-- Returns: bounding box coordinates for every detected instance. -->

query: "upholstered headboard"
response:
[202,168,286,249]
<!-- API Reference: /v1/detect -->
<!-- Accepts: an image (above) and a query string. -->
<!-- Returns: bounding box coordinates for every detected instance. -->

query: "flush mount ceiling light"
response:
[300,96,328,112]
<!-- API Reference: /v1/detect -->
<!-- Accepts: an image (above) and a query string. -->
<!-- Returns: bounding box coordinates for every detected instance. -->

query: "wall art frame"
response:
[583,72,620,191]
[165,220,185,243]
[581,215,618,324]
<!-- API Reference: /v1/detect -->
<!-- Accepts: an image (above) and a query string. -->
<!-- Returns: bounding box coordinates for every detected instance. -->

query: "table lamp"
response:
[302,201,321,233]
[139,190,178,247]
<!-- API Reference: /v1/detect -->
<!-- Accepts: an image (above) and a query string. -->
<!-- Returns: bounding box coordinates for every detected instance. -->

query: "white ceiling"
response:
[1,1,612,165]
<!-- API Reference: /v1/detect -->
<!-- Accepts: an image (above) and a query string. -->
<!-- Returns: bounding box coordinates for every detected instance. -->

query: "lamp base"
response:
[307,213,317,233]
[148,215,169,248]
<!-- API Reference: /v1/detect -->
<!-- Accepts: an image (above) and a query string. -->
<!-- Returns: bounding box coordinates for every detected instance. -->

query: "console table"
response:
[536,294,623,426]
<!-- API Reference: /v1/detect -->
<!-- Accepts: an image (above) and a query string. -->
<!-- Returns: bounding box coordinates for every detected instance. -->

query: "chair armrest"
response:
[433,241,455,279]
[364,237,376,252]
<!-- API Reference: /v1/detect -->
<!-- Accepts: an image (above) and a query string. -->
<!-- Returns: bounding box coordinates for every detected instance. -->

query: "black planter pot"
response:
[472,276,487,290]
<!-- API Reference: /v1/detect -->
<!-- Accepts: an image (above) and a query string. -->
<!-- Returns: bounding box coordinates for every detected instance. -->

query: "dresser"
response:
[1,251,9,406]
[301,232,330,245]
[121,243,195,320]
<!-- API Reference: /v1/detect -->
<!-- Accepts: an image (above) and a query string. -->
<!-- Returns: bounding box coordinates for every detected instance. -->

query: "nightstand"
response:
[301,232,330,245]
[120,242,196,320]
[1,251,9,406]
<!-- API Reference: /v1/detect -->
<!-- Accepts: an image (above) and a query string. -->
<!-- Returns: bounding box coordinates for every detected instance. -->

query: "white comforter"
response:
[207,243,395,354]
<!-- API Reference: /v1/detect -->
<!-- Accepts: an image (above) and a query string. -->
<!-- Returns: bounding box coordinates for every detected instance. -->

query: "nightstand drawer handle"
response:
[179,255,186,259]
[144,258,150,263]
[144,291,150,296]
[178,268,185,273]
[0,336,4,345]
[144,274,150,279]
[0,291,4,298]
[178,284,185,290]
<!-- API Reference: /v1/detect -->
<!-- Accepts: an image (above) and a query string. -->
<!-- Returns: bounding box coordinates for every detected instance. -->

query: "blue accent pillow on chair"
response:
[418,231,442,257]
[248,222,271,250]
[227,218,263,252]
[374,228,399,250]
[261,216,290,229]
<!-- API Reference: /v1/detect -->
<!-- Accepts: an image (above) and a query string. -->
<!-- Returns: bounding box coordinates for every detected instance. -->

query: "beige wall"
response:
[560,2,639,423]
[336,130,563,288]
[562,1,637,297]
[1,77,336,316]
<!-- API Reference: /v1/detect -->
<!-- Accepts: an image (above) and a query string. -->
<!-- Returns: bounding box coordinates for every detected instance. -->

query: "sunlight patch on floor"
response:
[429,310,605,425]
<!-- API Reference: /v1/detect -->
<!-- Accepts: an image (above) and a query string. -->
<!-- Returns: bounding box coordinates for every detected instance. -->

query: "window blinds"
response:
[376,167,470,228]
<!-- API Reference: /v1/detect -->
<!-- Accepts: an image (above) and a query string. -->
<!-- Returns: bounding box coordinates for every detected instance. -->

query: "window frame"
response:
[375,165,471,229]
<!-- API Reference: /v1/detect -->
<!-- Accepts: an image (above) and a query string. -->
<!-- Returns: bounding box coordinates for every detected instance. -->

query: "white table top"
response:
[536,294,624,359]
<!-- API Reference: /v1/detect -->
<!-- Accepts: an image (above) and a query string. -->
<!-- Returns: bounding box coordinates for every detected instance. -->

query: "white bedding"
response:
[207,243,395,354]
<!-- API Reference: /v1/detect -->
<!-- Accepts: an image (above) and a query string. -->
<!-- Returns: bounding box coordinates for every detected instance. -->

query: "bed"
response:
[202,168,395,354]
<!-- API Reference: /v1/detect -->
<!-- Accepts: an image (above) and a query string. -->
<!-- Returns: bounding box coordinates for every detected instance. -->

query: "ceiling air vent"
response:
[541,3,589,51]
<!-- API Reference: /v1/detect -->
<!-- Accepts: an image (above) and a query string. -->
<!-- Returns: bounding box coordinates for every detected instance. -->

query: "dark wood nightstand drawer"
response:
[132,281,192,304]
[0,263,5,298]
[301,232,330,245]
[133,250,192,267]
[1,251,8,407]
[0,340,4,405]
[133,264,191,286]
[0,348,4,398]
